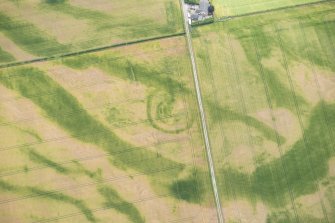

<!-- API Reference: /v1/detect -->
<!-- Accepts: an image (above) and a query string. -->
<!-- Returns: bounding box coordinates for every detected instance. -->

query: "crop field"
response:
[0,37,222,223]
[1,0,335,222]
[0,0,183,64]
[212,0,326,17]
[192,2,335,222]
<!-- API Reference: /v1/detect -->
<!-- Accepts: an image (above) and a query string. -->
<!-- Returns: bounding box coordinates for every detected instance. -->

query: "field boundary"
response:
[179,0,225,222]
[216,0,335,21]
[0,32,185,70]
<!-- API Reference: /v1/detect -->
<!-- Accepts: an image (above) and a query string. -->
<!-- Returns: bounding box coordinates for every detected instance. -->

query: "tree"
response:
[208,5,215,15]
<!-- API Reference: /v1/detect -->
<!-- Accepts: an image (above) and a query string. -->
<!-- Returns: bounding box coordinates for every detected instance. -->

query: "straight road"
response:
[178,1,225,223]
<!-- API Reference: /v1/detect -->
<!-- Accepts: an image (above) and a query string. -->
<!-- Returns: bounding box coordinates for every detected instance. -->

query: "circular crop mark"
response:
[147,90,194,134]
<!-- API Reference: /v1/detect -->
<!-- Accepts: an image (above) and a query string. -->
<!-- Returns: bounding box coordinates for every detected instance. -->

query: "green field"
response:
[212,0,326,17]
[0,37,219,222]
[193,2,335,222]
[1,0,335,222]
[0,47,14,63]
[0,0,183,64]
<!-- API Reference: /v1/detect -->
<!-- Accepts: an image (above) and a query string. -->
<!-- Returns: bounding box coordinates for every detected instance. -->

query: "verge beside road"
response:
[178,1,225,223]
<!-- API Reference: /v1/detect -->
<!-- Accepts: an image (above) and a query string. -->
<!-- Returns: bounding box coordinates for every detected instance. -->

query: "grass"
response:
[0,67,184,178]
[40,1,113,25]
[170,169,205,203]
[39,0,183,46]
[185,0,200,4]
[192,2,335,221]
[1,1,333,222]
[146,90,195,134]
[24,148,69,174]
[0,34,219,213]
[45,0,67,4]
[165,1,183,33]
[60,39,217,205]
[207,101,286,145]
[62,52,188,95]
[0,64,215,206]
[252,103,335,203]
[30,187,97,222]
[0,175,146,222]
[209,102,335,208]
[0,179,96,222]
[62,49,197,136]
[0,0,183,65]
[0,12,69,57]
[212,0,325,17]
[98,186,145,223]
[0,63,214,221]
[0,47,15,63]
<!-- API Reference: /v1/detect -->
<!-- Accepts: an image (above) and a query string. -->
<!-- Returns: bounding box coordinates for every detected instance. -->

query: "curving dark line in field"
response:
[206,101,286,145]
[0,66,185,177]
[0,180,96,222]
[23,148,69,174]
[98,186,145,223]
[214,102,335,206]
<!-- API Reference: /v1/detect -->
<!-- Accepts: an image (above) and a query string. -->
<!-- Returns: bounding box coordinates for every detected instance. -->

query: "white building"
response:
[185,0,214,25]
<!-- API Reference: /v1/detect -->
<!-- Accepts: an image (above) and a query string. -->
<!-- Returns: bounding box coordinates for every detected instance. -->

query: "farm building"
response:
[185,0,214,25]
[199,0,210,12]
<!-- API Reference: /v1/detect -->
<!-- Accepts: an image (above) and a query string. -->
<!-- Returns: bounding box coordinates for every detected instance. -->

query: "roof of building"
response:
[199,0,210,12]
[191,14,199,20]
